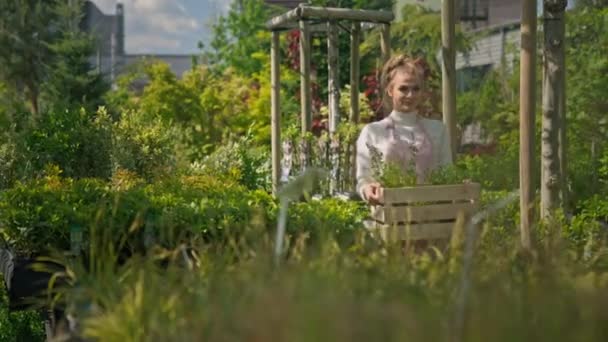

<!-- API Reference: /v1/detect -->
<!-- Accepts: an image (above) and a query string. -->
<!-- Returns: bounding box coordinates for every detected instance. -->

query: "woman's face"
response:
[387,68,424,113]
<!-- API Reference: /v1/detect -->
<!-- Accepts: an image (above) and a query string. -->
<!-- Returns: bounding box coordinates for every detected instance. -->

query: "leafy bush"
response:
[286,198,368,246]
[0,173,276,254]
[0,284,44,342]
[189,130,271,191]
[19,106,112,181]
[0,168,108,254]
[110,108,183,181]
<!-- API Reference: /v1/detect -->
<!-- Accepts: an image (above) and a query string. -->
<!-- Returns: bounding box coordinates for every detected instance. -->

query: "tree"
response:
[0,0,56,115]
[203,0,282,76]
[564,6,608,202]
[42,0,109,112]
[0,0,107,116]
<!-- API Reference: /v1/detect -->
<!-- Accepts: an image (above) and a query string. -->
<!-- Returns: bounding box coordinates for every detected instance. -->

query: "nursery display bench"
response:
[366,182,481,242]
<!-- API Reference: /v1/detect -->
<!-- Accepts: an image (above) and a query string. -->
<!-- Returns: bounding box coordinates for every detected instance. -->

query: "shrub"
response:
[0,284,44,342]
[0,173,276,255]
[110,108,183,181]
[189,130,271,191]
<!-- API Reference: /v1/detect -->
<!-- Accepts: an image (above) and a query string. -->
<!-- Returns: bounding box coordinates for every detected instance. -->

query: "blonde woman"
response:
[356,55,453,204]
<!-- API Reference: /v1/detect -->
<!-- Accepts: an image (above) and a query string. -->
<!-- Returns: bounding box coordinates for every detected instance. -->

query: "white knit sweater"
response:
[355,111,453,199]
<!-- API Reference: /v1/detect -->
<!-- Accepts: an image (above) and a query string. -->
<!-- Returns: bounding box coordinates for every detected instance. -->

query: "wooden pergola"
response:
[267,4,460,196]
[266,5,394,195]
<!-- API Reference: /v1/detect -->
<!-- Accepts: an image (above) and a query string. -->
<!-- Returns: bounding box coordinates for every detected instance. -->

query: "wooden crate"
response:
[367,183,481,242]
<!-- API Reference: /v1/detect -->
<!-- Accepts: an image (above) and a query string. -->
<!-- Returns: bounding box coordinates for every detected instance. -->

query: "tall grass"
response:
[53,210,608,342]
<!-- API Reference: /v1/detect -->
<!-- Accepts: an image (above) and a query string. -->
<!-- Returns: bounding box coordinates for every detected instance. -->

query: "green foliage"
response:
[563,7,608,202]
[0,0,56,114]
[430,144,519,190]
[366,142,418,187]
[0,285,44,342]
[0,173,276,254]
[203,0,279,76]
[111,108,182,180]
[0,104,183,187]
[136,62,203,124]
[0,81,29,131]
[24,107,113,180]
[0,0,106,114]
[41,0,108,112]
[457,68,519,134]
[319,85,376,123]
[195,66,258,147]
[0,169,108,254]
[287,198,368,245]
[576,0,608,9]
[361,4,470,78]
[189,130,271,191]
[55,213,608,342]
[107,59,290,157]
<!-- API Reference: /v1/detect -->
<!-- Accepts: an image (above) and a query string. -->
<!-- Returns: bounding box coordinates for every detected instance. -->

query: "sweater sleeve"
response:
[356,125,376,200]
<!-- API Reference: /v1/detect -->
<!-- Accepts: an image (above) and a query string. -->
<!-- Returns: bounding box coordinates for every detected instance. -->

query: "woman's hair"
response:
[380,54,433,114]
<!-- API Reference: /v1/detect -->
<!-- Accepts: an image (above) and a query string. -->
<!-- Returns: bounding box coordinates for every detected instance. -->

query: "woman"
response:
[356,55,453,204]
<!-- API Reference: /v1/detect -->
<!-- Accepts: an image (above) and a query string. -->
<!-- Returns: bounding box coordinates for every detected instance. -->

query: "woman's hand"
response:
[363,182,382,205]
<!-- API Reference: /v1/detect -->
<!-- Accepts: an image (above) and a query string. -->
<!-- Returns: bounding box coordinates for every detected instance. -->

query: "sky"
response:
[90,0,578,55]
[90,0,230,55]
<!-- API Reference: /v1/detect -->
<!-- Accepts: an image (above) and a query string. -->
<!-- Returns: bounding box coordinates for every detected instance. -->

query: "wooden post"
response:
[349,22,361,191]
[558,4,568,211]
[519,0,537,251]
[380,23,391,65]
[299,19,312,168]
[328,21,340,194]
[442,0,457,160]
[350,23,361,124]
[300,20,312,134]
[328,21,340,135]
[541,0,567,219]
[271,30,281,195]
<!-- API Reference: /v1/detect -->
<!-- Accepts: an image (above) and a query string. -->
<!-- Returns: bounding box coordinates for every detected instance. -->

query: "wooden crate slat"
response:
[372,222,456,241]
[381,183,481,204]
[373,202,477,224]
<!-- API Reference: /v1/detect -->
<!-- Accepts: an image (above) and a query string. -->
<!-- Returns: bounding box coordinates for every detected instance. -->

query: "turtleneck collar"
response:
[388,110,419,125]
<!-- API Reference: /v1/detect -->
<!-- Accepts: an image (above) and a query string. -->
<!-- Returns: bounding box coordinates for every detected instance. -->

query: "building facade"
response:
[82,1,193,84]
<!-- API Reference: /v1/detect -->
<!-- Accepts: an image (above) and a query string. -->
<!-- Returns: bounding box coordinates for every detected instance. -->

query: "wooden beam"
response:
[266,6,394,30]
[271,31,281,195]
[266,7,301,30]
[442,0,457,161]
[519,0,537,251]
[299,6,394,23]
[270,22,328,33]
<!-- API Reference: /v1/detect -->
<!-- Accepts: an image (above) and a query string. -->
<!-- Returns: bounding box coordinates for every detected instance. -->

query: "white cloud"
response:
[90,0,204,53]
